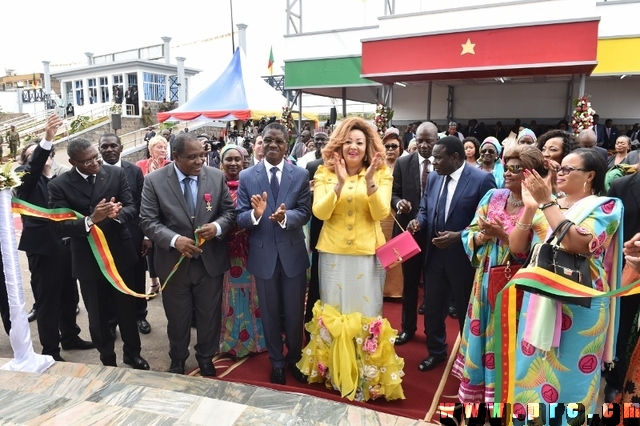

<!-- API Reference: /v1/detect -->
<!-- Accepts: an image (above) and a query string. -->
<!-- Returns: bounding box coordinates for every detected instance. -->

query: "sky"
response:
[0,0,425,110]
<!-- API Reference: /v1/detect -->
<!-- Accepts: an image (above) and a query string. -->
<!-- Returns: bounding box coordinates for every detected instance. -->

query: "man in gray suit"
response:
[577,129,608,162]
[236,122,311,385]
[140,132,235,376]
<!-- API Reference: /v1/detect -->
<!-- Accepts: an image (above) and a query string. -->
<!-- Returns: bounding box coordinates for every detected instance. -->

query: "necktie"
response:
[87,175,95,186]
[420,159,429,195]
[182,177,196,218]
[435,175,451,234]
[270,167,280,200]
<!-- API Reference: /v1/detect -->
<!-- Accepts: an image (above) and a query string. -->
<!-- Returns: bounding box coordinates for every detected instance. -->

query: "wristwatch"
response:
[86,216,94,228]
[539,200,557,211]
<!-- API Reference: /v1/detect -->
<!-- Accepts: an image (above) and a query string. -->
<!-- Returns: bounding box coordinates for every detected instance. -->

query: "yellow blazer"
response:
[313,165,392,255]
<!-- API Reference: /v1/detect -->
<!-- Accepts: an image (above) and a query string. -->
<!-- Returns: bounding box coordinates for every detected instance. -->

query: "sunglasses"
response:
[481,149,496,154]
[555,165,587,175]
[504,165,524,174]
[384,144,399,150]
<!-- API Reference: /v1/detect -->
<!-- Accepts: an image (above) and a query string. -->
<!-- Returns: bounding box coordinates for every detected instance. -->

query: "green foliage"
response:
[70,116,91,134]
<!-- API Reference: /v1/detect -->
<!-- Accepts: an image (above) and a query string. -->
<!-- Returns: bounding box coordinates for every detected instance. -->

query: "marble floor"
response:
[0,358,427,425]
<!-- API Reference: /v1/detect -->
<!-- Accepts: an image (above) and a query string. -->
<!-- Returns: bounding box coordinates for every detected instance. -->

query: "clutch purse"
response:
[376,216,421,271]
[518,219,592,308]
[488,261,523,311]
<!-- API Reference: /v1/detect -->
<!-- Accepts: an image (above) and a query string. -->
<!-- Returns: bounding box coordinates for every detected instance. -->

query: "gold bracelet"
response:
[515,221,532,231]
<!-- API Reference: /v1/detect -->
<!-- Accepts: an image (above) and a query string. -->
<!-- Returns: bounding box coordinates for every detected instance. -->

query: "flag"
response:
[267,46,274,75]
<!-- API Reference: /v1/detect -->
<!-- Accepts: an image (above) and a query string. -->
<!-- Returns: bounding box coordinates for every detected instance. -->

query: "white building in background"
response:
[50,38,200,117]
[282,0,640,129]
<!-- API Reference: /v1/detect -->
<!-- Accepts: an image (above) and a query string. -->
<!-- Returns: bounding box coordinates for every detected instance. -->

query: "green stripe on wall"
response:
[284,57,376,88]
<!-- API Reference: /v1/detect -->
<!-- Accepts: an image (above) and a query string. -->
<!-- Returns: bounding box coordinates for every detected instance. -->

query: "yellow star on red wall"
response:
[461,39,476,55]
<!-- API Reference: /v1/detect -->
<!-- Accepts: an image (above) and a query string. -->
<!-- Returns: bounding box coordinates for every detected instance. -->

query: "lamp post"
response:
[16,81,24,113]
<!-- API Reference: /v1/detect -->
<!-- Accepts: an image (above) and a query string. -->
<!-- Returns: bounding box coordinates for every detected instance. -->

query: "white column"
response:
[176,57,186,106]
[162,36,172,65]
[42,61,51,97]
[237,23,248,54]
[85,52,94,66]
[578,73,586,97]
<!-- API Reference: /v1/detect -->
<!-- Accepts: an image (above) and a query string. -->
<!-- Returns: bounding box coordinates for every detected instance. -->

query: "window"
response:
[112,74,123,103]
[143,72,166,102]
[168,75,179,102]
[99,77,109,103]
[65,82,73,105]
[88,78,97,104]
[74,80,84,105]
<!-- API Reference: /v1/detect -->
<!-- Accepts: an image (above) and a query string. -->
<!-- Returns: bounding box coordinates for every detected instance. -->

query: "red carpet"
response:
[207,294,462,421]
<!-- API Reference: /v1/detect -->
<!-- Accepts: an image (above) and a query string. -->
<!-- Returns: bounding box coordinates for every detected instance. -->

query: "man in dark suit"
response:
[409,136,496,371]
[605,165,640,402]
[577,129,608,162]
[593,114,606,147]
[16,115,94,361]
[48,138,149,370]
[140,132,235,376]
[99,133,152,335]
[236,122,311,385]
[392,122,437,345]
[603,119,621,150]
[303,133,328,338]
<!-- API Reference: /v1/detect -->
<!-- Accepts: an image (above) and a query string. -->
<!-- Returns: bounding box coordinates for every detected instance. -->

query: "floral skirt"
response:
[297,300,405,402]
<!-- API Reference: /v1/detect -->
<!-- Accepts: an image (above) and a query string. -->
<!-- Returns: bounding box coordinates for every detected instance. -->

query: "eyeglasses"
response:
[504,165,524,174]
[480,149,496,154]
[556,165,587,175]
[73,154,102,167]
[384,144,399,150]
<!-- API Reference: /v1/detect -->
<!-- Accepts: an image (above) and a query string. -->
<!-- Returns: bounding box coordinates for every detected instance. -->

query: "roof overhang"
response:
[51,59,201,79]
[361,19,599,83]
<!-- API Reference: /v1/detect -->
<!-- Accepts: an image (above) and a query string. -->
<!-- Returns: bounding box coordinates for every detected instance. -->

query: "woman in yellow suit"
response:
[297,117,405,402]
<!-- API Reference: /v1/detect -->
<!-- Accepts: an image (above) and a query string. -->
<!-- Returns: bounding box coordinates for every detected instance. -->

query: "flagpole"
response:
[230,0,235,53]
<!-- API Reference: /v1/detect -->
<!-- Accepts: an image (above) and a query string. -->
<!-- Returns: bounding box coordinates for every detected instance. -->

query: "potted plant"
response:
[109,103,123,131]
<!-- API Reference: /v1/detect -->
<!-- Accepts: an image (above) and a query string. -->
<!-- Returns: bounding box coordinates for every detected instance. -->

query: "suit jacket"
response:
[416,164,496,259]
[16,145,63,256]
[391,152,426,232]
[236,160,311,280]
[139,163,235,280]
[121,160,145,253]
[48,164,138,280]
[607,172,640,244]
[306,158,324,251]
[594,145,609,162]
[603,126,621,150]
[594,124,606,146]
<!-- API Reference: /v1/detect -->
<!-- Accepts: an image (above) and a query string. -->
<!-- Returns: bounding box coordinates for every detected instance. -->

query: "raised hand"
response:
[251,191,268,219]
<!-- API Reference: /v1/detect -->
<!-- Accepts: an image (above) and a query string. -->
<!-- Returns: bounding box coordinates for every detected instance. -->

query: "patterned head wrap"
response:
[481,137,502,155]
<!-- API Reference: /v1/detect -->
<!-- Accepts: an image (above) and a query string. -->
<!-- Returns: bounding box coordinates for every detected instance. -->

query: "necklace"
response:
[558,200,576,210]
[507,192,524,207]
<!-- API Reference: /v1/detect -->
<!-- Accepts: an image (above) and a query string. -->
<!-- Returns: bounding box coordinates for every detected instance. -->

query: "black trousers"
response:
[606,293,640,390]
[399,230,426,335]
[27,246,81,356]
[304,249,321,329]
[424,247,474,356]
[0,257,9,335]
[79,267,141,366]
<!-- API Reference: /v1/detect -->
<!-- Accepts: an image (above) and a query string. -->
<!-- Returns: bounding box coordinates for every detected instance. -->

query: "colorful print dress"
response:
[512,197,622,415]
[219,180,266,358]
[454,189,548,402]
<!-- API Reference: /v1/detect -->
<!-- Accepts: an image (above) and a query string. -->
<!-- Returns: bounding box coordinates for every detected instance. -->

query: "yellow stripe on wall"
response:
[593,38,640,75]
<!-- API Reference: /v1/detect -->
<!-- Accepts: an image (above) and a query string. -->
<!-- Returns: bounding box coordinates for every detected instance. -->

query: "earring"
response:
[583,181,590,193]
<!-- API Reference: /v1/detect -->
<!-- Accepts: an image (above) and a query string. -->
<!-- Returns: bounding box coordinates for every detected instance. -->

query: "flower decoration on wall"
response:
[374,103,394,138]
[570,95,595,135]
[280,106,294,141]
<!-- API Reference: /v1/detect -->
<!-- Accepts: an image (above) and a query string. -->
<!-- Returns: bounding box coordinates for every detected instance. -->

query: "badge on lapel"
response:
[204,193,212,211]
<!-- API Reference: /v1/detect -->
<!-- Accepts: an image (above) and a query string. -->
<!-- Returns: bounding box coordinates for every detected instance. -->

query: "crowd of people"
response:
[1,112,640,411]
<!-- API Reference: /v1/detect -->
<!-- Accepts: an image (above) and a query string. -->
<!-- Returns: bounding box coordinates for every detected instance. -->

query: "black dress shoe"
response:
[51,354,65,362]
[604,384,620,403]
[137,319,151,334]
[61,338,95,350]
[289,365,307,383]
[27,308,37,322]
[123,354,150,370]
[197,358,217,377]
[395,331,415,346]
[448,305,458,319]
[270,367,286,385]
[168,359,185,374]
[418,354,448,372]
[418,302,426,315]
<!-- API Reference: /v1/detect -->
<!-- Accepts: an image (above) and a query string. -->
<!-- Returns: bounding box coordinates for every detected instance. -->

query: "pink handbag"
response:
[376,216,421,271]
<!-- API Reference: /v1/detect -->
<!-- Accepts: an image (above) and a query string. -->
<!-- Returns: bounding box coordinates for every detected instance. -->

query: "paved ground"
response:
[0,245,199,374]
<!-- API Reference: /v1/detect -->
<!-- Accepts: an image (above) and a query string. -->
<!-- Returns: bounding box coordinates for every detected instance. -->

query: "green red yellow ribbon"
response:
[494,265,640,402]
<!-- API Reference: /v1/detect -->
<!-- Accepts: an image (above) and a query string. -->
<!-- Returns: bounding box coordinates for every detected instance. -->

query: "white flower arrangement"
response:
[0,163,24,189]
